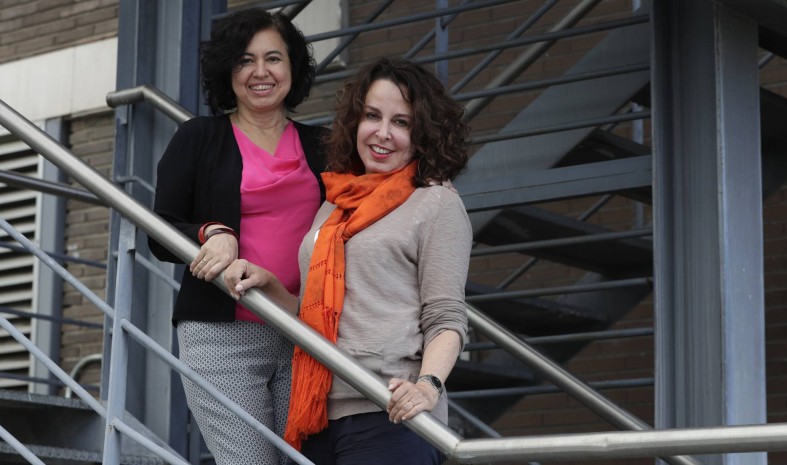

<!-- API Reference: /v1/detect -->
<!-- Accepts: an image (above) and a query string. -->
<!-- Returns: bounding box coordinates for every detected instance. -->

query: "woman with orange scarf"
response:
[225,58,472,465]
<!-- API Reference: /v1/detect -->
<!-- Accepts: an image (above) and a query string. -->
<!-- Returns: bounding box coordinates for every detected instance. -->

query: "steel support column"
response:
[30,118,67,396]
[651,2,765,465]
[110,0,199,456]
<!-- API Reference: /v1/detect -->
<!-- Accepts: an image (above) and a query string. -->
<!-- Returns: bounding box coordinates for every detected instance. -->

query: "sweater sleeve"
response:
[418,188,472,349]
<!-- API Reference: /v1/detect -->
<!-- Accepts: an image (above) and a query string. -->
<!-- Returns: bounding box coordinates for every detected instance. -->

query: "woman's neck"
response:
[231,109,289,153]
[232,108,288,135]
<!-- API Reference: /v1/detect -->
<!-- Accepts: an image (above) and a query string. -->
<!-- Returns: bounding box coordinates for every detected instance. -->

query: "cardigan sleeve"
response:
[417,188,472,349]
[147,118,205,263]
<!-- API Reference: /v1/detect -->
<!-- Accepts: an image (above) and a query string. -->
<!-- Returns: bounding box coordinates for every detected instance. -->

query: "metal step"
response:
[0,443,164,465]
[465,281,606,336]
[474,205,653,278]
[0,389,169,464]
[447,359,536,393]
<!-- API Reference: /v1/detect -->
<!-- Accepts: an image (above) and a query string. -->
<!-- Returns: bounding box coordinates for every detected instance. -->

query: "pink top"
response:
[232,121,320,323]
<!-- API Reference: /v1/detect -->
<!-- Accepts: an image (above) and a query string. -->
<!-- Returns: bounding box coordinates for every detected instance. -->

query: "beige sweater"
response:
[297,185,472,423]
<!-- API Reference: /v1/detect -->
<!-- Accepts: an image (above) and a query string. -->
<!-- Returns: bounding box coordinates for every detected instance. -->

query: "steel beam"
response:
[651,2,766,465]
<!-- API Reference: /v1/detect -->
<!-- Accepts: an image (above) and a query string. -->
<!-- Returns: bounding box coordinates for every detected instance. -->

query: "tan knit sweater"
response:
[297,185,472,423]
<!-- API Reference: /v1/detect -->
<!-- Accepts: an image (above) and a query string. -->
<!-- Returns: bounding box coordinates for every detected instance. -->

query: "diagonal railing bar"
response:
[315,0,395,73]
[404,0,472,60]
[0,316,107,416]
[463,0,605,121]
[218,0,304,19]
[134,253,181,291]
[280,0,310,19]
[305,0,518,43]
[451,0,559,93]
[0,169,104,205]
[447,399,506,440]
[402,13,650,68]
[0,306,103,329]
[0,240,106,269]
[0,217,115,317]
[0,423,46,465]
[315,13,650,85]
[465,304,697,465]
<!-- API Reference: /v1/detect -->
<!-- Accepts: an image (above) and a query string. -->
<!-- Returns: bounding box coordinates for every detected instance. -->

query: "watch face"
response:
[431,375,442,389]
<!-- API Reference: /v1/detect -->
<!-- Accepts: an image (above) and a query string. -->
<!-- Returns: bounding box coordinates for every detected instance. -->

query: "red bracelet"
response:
[198,222,222,244]
[203,227,238,243]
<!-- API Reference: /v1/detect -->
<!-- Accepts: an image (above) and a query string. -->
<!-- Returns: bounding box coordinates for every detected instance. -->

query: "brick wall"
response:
[0,0,118,64]
[60,111,115,389]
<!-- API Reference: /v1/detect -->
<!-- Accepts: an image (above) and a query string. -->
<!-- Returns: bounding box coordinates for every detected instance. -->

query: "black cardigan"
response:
[148,115,328,323]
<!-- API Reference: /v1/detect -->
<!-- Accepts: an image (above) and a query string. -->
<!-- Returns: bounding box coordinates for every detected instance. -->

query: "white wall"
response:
[0,38,118,126]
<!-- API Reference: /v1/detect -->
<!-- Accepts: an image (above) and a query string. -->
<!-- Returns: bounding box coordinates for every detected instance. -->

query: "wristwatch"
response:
[417,374,444,395]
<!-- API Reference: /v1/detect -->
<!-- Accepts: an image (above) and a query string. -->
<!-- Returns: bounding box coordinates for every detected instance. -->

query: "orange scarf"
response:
[284,161,418,449]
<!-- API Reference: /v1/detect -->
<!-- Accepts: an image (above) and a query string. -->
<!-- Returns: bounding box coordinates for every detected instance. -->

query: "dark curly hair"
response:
[200,8,316,114]
[325,58,469,186]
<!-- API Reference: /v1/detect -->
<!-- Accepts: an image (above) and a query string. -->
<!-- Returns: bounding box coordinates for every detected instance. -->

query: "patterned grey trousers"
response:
[177,320,294,465]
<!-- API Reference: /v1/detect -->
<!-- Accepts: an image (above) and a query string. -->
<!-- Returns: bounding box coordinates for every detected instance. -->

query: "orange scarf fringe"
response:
[283,162,418,449]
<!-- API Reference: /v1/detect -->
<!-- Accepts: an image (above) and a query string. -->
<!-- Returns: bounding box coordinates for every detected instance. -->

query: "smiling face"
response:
[356,79,416,174]
[231,28,292,115]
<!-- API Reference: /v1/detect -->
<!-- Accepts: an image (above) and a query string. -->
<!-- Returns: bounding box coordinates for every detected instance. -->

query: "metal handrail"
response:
[64,353,102,399]
[0,423,45,465]
[105,85,191,125]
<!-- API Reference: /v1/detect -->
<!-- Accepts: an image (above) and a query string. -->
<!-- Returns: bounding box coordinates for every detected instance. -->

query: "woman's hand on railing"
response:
[386,377,439,424]
[223,259,299,313]
[190,233,238,281]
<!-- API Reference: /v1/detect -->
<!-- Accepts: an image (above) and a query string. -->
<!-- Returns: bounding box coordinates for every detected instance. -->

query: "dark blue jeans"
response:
[300,411,443,465]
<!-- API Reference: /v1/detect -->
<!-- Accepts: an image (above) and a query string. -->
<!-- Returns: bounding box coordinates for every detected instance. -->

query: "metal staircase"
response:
[0,390,167,465]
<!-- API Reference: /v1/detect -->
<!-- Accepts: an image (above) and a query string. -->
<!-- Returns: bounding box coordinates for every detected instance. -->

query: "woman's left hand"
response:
[386,377,439,424]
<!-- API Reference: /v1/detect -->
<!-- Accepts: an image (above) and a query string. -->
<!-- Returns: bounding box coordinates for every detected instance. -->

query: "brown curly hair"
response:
[325,58,469,186]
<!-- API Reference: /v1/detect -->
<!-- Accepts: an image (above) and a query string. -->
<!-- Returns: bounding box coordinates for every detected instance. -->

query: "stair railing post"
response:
[102,218,137,465]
